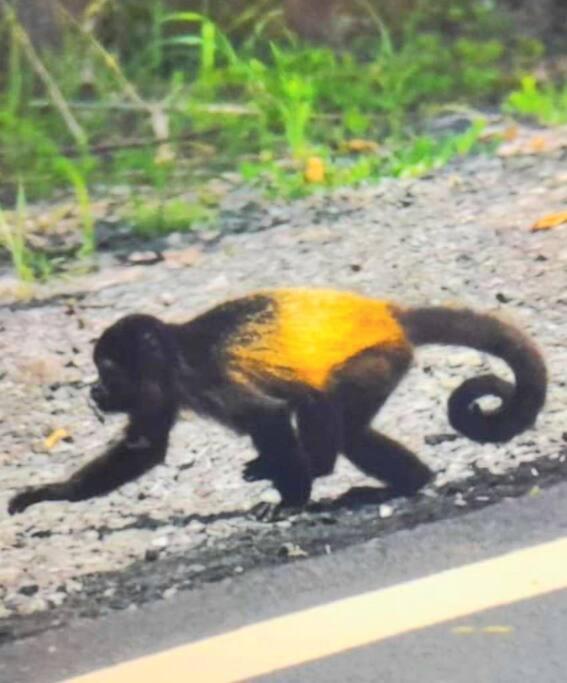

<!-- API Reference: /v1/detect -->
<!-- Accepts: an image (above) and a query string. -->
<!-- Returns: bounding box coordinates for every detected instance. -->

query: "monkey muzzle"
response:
[89,383,107,423]
[90,382,104,404]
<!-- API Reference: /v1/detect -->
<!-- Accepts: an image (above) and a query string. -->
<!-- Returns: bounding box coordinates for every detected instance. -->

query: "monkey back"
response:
[227,288,408,389]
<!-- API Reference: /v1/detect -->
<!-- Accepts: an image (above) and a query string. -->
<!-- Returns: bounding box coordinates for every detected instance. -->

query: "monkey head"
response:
[90,314,172,415]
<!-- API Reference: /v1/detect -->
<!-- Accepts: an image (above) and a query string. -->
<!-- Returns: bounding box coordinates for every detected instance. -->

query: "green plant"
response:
[0,188,34,282]
[387,120,486,177]
[0,0,554,277]
[240,120,487,198]
[126,197,215,236]
[504,76,567,125]
[0,184,55,282]
[5,20,24,115]
[162,12,220,81]
[454,38,504,95]
[56,158,95,257]
[272,64,314,155]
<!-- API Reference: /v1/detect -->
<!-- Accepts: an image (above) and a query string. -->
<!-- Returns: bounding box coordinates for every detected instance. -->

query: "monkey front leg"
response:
[245,411,313,521]
[8,429,170,515]
[244,391,340,483]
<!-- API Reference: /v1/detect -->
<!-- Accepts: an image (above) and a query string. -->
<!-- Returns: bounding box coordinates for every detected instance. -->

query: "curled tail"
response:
[396,306,547,443]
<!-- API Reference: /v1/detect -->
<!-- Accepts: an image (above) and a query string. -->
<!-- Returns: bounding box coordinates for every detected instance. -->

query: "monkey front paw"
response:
[243,457,275,482]
[8,487,46,515]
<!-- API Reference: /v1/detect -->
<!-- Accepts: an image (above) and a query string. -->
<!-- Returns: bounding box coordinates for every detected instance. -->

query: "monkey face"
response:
[91,357,135,413]
[91,313,172,417]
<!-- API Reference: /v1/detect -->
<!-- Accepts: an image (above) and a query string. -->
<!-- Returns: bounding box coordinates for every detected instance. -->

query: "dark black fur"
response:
[397,307,547,443]
[8,297,547,518]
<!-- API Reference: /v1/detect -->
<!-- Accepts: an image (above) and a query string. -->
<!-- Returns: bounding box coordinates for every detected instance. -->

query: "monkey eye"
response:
[98,358,119,378]
[97,357,122,386]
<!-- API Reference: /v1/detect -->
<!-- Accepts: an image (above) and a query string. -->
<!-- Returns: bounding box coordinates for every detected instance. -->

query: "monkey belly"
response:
[228,289,408,389]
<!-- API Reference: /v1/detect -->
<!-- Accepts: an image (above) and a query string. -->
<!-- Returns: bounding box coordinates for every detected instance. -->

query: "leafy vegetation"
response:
[0,0,563,278]
[126,196,216,236]
[504,76,567,125]
[0,186,53,282]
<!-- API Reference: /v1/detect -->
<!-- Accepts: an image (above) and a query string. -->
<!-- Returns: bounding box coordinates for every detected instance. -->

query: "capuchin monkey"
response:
[8,288,547,519]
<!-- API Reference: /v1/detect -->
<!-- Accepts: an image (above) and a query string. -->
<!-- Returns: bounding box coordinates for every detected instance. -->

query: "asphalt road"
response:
[265,590,567,683]
[2,480,567,683]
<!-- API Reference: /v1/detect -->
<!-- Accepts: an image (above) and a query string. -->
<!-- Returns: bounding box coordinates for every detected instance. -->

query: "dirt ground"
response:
[0,139,566,642]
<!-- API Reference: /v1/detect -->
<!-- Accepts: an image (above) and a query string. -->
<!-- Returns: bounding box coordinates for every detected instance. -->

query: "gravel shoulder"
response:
[0,148,566,642]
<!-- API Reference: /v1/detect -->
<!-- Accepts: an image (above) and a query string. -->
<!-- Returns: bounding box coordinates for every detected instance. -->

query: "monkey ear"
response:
[134,327,171,417]
[139,329,166,368]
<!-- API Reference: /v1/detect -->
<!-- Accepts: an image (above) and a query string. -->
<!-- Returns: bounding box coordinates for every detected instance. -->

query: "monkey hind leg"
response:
[328,343,428,496]
[344,429,433,496]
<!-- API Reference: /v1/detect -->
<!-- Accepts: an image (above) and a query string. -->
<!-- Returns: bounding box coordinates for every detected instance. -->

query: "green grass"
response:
[0,0,561,280]
[56,157,96,256]
[504,76,567,125]
[0,185,54,282]
[239,120,487,198]
[125,197,216,236]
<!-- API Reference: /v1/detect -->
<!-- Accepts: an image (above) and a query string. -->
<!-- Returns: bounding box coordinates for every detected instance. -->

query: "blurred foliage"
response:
[91,0,513,58]
[504,75,567,124]
[0,0,563,272]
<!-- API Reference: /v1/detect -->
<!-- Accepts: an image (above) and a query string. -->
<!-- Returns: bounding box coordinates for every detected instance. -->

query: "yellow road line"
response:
[63,537,567,683]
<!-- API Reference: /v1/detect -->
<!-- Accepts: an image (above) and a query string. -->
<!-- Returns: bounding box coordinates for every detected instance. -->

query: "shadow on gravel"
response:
[1,449,566,646]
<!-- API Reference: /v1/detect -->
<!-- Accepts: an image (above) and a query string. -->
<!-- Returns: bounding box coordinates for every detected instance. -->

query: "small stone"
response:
[48,592,66,607]
[259,489,280,505]
[495,292,512,303]
[187,520,205,534]
[165,232,183,247]
[19,597,48,615]
[297,227,336,243]
[64,579,83,594]
[234,566,244,574]
[163,247,202,269]
[18,584,39,597]
[199,230,221,243]
[160,292,176,306]
[151,536,169,549]
[187,564,206,574]
[454,493,467,507]
[379,504,394,519]
[0,568,22,584]
[0,605,12,619]
[127,251,161,265]
[439,376,460,390]
[145,548,160,562]
[163,587,177,600]
[279,543,308,558]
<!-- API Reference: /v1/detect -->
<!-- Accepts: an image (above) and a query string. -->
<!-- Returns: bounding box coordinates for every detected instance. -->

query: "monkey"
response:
[8,288,547,519]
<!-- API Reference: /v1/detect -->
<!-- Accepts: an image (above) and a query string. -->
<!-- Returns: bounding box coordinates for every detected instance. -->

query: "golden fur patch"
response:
[229,289,407,389]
